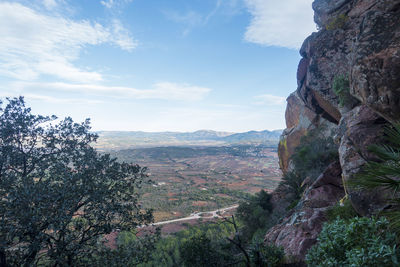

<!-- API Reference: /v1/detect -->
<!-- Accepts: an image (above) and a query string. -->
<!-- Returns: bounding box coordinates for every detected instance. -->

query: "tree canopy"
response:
[0,97,153,266]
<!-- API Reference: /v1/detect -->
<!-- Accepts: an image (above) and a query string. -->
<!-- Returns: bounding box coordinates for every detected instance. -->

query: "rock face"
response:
[266,0,400,263]
[265,162,344,262]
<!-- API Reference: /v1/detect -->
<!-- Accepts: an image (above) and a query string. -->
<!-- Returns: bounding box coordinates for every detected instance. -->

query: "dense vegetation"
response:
[278,128,338,209]
[0,98,154,266]
[133,209,284,267]
[308,123,400,266]
[306,217,399,266]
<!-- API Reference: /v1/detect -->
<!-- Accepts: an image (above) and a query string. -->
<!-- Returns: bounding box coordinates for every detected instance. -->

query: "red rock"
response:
[338,105,389,215]
[265,162,344,262]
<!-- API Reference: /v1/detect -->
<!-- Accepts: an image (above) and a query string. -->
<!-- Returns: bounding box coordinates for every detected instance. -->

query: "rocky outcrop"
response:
[350,1,400,122]
[268,0,400,263]
[265,162,344,262]
[278,93,317,172]
[338,105,388,215]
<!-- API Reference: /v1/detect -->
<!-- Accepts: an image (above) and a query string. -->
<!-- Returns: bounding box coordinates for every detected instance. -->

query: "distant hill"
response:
[221,130,283,143]
[94,129,282,151]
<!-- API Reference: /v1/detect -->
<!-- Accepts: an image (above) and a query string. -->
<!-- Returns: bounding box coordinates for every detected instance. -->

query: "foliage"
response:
[326,198,358,222]
[236,190,273,241]
[0,97,153,266]
[85,230,161,267]
[179,233,224,267]
[332,74,354,107]
[350,123,400,233]
[290,128,338,183]
[306,217,399,266]
[280,171,305,202]
[140,221,237,267]
[249,240,284,267]
[326,14,348,30]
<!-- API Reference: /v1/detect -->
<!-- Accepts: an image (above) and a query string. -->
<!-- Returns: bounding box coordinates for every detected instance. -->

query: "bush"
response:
[179,233,223,267]
[236,190,273,241]
[249,240,284,267]
[332,74,355,107]
[326,14,348,30]
[326,198,358,222]
[306,217,399,266]
[291,129,338,182]
[280,171,305,202]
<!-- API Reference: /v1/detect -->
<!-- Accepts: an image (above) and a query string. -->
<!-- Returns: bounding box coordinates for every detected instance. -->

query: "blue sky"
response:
[0,0,316,132]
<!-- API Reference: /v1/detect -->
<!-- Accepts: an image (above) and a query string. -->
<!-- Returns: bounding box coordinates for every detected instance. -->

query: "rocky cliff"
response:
[268,0,400,263]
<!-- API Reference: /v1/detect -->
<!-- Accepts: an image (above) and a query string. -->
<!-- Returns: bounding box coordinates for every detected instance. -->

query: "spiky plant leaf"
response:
[350,123,400,234]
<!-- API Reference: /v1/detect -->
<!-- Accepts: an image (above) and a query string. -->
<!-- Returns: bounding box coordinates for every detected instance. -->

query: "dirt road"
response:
[148,205,238,226]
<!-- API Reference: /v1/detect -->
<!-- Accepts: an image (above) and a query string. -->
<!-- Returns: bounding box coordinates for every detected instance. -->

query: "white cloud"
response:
[11,81,212,101]
[100,0,114,8]
[253,94,286,105]
[24,94,104,104]
[100,0,133,9]
[244,0,315,49]
[0,2,136,83]
[42,0,57,9]
[111,19,138,51]
[164,0,222,36]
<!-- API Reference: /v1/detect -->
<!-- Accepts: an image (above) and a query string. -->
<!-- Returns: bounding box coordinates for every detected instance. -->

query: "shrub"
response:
[350,123,400,234]
[306,217,399,266]
[277,128,338,213]
[326,198,358,222]
[332,74,354,107]
[179,233,222,267]
[326,14,348,30]
[236,190,273,241]
[280,171,305,202]
[249,240,284,267]
[291,128,338,182]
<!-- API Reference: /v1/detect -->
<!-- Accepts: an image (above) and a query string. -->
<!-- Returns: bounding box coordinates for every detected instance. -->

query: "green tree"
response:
[0,97,153,266]
[179,233,220,267]
[236,190,273,241]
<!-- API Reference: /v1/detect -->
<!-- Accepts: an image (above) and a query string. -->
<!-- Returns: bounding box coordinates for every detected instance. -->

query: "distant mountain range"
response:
[94,129,283,151]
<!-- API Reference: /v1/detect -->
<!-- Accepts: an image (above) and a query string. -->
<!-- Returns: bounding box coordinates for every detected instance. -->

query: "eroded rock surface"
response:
[269,0,400,263]
[265,162,344,262]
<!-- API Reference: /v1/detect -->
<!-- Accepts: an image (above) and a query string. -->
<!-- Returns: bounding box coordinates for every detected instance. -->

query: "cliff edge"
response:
[267,0,400,263]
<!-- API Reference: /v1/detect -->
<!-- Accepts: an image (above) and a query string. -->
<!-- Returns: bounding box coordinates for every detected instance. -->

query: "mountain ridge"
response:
[94,129,283,150]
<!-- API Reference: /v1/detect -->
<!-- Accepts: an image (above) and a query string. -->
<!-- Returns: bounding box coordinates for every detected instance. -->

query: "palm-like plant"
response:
[351,123,400,232]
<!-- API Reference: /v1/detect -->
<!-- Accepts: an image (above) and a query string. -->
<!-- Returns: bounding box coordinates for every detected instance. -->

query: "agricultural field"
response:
[110,145,282,222]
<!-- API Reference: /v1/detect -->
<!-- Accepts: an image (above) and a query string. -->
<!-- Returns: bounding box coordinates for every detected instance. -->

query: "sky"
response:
[0,0,316,132]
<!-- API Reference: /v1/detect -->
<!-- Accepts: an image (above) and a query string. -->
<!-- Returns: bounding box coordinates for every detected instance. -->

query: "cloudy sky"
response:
[0,0,316,132]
